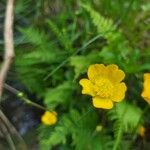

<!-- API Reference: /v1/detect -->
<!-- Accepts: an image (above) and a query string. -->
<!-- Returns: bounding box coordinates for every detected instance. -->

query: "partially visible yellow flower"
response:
[79,64,127,109]
[137,126,146,138]
[41,111,57,125]
[141,73,150,104]
[96,125,103,132]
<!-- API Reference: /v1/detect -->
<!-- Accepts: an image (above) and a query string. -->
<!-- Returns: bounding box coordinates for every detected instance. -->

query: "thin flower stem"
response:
[112,103,128,150]
[43,34,102,80]
[4,83,49,112]
[112,121,124,150]
[19,96,47,111]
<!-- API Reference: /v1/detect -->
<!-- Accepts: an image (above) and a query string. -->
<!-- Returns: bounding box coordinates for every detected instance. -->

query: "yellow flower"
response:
[41,111,57,125]
[137,126,146,138]
[79,64,127,109]
[141,73,150,104]
[96,125,103,132]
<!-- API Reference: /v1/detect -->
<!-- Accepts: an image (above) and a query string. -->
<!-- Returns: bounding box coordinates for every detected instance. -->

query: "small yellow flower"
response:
[137,126,146,138]
[141,73,150,104]
[41,111,57,125]
[79,64,127,109]
[96,125,103,132]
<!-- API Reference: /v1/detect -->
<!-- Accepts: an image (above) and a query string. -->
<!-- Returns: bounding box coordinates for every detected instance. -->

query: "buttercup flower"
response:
[137,126,146,138]
[41,111,57,125]
[141,73,150,104]
[79,64,127,109]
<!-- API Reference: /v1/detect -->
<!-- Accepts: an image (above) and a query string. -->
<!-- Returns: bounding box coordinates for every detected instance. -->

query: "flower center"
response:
[94,78,113,98]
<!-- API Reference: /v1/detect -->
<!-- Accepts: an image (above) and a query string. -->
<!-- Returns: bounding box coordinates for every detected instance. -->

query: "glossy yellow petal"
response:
[141,73,150,103]
[79,79,95,96]
[87,64,106,82]
[107,64,125,83]
[141,93,150,104]
[92,96,113,109]
[111,83,127,102]
[106,64,118,71]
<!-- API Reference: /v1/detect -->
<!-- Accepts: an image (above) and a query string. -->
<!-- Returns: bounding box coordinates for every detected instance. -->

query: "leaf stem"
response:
[112,121,124,150]
[4,83,48,111]
[19,94,47,111]
[112,103,128,150]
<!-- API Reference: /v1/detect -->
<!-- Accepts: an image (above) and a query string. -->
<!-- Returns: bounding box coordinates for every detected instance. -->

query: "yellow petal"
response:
[142,73,150,93]
[107,64,125,83]
[92,97,113,109]
[111,83,127,102]
[141,73,150,103]
[41,111,57,125]
[87,64,106,82]
[79,79,95,96]
[141,94,150,104]
[107,64,118,71]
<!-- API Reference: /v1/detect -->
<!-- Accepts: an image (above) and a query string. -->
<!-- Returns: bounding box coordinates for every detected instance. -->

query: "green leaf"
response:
[44,81,75,109]
[18,27,48,45]
[47,20,73,52]
[108,101,142,150]
[70,51,101,78]
[81,3,117,42]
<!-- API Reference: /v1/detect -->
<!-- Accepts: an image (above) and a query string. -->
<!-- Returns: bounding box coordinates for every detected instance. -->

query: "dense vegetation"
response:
[1,0,150,149]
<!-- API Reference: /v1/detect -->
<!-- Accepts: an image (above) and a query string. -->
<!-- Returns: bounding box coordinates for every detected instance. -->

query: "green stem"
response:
[112,104,127,150]
[4,83,49,112]
[20,96,47,111]
[43,34,102,80]
[112,121,124,150]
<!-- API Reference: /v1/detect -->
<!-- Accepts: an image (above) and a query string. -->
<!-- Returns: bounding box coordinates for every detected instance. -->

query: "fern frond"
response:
[81,4,118,42]
[15,26,68,94]
[47,20,73,52]
[18,27,48,45]
[38,109,104,150]
[44,81,76,109]
[15,0,31,15]
[108,101,142,150]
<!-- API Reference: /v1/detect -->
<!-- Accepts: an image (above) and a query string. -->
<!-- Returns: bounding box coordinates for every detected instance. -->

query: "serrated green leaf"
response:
[44,81,75,109]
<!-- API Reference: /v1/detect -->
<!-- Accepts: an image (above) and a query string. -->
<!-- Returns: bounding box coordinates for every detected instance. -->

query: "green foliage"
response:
[81,3,117,42]
[82,3,150,75]
[70,51,100,78]
[15,27,66,95]
[108,101,142,150]
[39,108,114,150]
[47,20,73,52]
[44,81,76,109]
[15,0,31,16]
[11,0,150,149]
[18,27,48,45]
[80,3,131,71]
